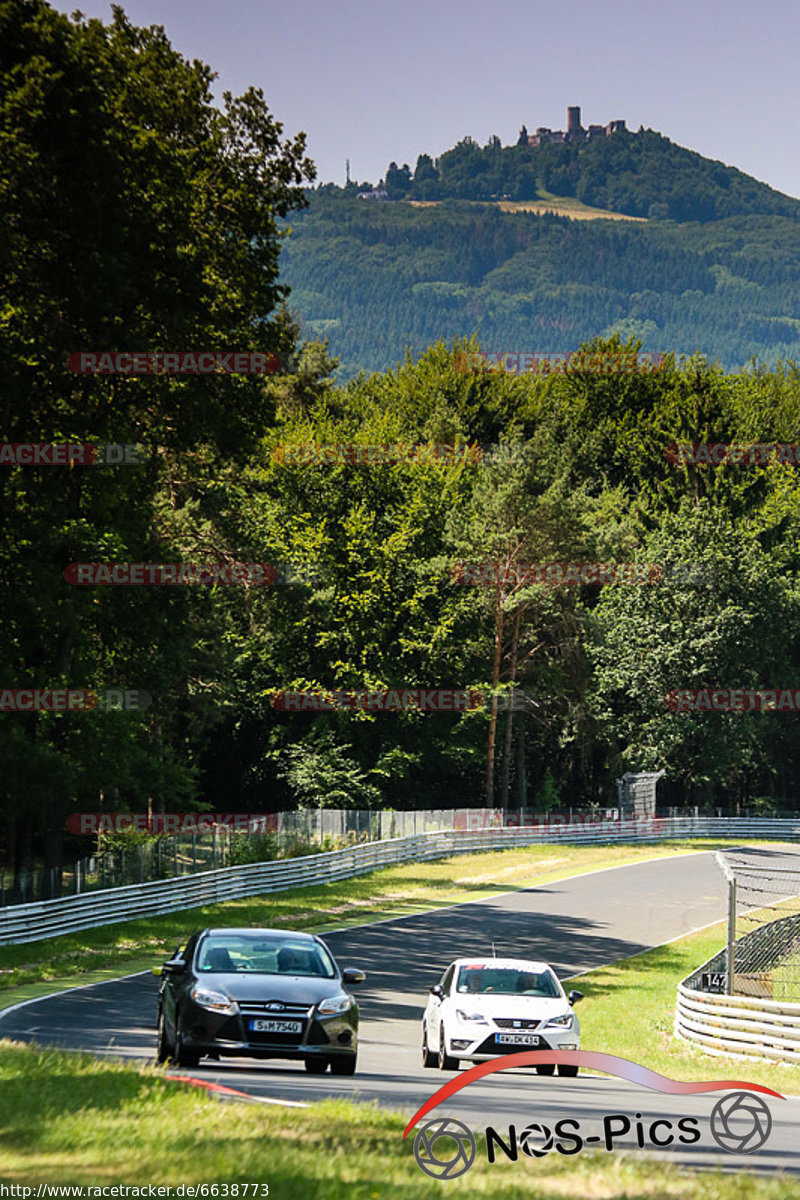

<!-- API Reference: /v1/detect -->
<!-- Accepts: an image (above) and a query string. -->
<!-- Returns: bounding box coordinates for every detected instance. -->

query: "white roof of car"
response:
[451,958,555,972]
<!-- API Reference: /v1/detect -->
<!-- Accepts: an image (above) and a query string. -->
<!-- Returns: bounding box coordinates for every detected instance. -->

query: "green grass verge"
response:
[1,1043,799,1195]
[1,840,799,1192]
[574,923,800,1095]
[0,839,737,1004]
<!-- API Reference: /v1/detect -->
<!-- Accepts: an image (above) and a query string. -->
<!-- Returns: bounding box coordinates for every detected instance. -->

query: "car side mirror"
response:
[342,967,365,985]
[430,984,444,999]
[151,966,163,977]
[568,989,583,1005]
[163,959,186,975]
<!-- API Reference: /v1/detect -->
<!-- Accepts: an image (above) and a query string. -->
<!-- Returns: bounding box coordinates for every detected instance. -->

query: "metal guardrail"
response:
[676,965,800,1064]
[676,845,800,1062]
[2,815,800,947]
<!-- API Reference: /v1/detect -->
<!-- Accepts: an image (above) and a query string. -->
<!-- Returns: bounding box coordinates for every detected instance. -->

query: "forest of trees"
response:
[3,1,800,888]
[352,129,800,221]
[282,194,800,379]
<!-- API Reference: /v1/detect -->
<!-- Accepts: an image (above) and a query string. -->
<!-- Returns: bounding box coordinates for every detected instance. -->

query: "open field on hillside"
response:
[407,195,647,221]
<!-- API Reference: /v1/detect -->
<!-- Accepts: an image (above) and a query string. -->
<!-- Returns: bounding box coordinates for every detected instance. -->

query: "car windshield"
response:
[196,936,336,977]
[455,966,561,997]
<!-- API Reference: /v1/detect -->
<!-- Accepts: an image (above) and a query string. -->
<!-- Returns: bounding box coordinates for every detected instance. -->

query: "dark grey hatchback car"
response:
[156,927,365,1074]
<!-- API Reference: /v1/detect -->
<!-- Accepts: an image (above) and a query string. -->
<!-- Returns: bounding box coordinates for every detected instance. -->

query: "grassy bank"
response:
[574,922,800,1094]
[0,1043,797,1195]
[0,840,717,1003]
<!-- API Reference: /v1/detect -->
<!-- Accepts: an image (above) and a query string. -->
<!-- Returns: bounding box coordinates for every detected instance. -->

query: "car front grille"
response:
[238,1000,313,1018]
[494,1018,541,1030]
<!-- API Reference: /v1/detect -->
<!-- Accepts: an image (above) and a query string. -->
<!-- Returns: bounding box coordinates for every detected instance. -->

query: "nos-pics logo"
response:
[405,1051,782,1179]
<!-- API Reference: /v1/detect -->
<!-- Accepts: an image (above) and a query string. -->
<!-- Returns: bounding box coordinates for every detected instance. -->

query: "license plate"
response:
[249,1019,303,1034]
[495,1033,541,1046]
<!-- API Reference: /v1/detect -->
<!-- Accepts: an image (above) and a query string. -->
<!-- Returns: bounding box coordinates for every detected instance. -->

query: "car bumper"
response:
[445,1029,579,1061]
[181,1004,358,1061]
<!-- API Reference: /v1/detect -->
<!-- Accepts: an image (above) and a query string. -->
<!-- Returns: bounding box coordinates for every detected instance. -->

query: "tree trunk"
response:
[516,713,527,810]
[500,608,521,815]
[485,583,505,805]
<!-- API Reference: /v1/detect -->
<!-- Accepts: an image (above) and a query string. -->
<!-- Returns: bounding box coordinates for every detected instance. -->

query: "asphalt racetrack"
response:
[3,845,800,1175]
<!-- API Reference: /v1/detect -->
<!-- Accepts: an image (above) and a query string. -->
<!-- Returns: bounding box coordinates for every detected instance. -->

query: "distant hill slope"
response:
[363,128,800,224]
[556,129,800,221]
[279,132,800,379]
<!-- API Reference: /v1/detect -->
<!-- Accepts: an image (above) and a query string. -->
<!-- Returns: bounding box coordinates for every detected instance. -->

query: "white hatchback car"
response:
[422,957,583,1074]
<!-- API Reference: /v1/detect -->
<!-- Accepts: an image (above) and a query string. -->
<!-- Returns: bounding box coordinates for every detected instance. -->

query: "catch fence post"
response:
[726,876,737,995]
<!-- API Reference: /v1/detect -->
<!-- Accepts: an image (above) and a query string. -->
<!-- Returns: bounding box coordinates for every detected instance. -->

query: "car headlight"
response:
[190,985,239,1016]
[317,994,353,1016]
[455,1009,489,1024]
[543,1013,574,1029]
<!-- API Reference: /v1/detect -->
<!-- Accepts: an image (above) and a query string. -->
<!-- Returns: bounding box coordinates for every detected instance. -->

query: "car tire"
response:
[329,1056,357,1076]
[174,1012,200,1069]
[438,1030,459,1071]
[421,1025,437,1068]
[557,1064,579,1077]
[304,1057,328,1074]
[156,1010,174,1064]
[535,1064,555,1075]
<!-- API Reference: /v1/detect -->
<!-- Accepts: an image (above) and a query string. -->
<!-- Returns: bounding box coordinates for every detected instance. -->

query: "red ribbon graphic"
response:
[403,1050,784,1138]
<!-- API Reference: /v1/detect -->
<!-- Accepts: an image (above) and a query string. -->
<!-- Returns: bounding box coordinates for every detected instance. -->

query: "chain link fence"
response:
[1,832,237,907]
[711,851,800,1001]
[9,805,786,910]
[0,806,622,906]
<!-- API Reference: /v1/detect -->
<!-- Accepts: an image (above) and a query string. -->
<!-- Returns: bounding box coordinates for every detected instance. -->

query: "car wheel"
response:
[330,1056,357,1076]
[156,1010,174,1064]
[304,1057,328,1074]
[438,1029,459,1071]
[421,1024,437,1068]
[174,1012,200,1069]
[557,1064,579,1077]
[535,1064,555,1075]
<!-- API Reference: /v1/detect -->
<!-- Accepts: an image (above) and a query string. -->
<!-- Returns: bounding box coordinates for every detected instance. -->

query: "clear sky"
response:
[52,0,800,198]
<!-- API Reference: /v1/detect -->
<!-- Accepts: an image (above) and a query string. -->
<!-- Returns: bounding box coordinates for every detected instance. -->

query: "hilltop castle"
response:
[519,105,626,148]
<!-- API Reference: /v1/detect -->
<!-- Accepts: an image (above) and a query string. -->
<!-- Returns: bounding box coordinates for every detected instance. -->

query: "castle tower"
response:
[567,105,582,133]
